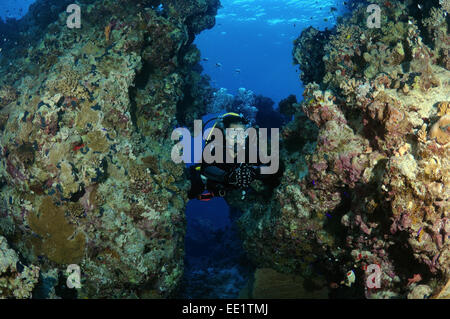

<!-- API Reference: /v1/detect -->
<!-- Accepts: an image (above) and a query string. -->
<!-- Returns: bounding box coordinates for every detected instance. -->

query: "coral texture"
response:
[207,87,259,124]
[242,268,328,299]
[0,0,219,298]
[0,236,40,299]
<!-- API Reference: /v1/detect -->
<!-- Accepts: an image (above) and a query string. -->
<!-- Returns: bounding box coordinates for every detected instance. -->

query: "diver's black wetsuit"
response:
[188,134,282,200]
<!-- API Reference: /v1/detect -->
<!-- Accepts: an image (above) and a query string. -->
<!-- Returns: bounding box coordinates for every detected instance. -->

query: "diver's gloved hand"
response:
[226,164,257,189]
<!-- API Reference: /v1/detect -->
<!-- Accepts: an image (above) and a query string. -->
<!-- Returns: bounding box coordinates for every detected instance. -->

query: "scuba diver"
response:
[188,112,283,201]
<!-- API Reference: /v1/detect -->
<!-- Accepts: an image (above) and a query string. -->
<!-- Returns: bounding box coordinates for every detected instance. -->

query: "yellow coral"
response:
[46,69,89,101]
[430,114,450,145]
[395,143,411,157]
[437,101,450,117]
[417,124,428,143]
[66,202,85,219]
[86,130,109,153]
[105,24,112,42]
[423,157,442,180]
[28,197,86,264]
[329,24,360,50]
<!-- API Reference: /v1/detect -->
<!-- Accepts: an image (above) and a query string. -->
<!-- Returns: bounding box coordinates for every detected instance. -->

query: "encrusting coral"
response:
[27,197,86,265]
[241,268,328,299]
[0,85,18,109]
[0,236,40,299]
[0,0,219,298]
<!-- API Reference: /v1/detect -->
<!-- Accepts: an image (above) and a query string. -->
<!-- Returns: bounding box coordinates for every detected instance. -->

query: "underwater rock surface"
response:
[0,0,219,298]
[0,235,40,298]
[229,0,450,299]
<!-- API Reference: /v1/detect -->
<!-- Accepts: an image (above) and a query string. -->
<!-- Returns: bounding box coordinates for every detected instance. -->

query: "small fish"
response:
[417,4,423,10]
[202,58,209,61]
[216,62,222,68]
[235,69,241,73]
[416,227,423,241]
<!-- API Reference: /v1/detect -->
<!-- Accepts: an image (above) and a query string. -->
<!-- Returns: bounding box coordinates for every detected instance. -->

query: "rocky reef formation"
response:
[240,267,328,299]
[0,236,40,299]
[231,0,449,299]
[0,0,219,298]
[293,26,331,86]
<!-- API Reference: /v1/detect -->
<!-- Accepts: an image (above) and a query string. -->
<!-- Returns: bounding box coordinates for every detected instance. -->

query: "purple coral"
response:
[334,153,363,187]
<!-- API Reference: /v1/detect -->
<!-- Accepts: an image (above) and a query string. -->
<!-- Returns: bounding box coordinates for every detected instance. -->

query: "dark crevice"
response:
[128,61,154,130]
[54,271,78,299]
[175,200,254,298]
[387,237,434,288]
[69,187,85,202]
[322,187,353,248]
[135,61,154,89]
[175,84,196,128]
[128,89,138,130]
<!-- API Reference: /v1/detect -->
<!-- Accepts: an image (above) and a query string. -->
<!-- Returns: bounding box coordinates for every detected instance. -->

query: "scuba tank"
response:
[192,112,250,201]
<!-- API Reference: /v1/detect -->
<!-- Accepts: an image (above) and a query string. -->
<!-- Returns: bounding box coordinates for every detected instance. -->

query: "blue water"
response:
[195,0,344,104]
[1,0,343,104]
[0,0,34,21]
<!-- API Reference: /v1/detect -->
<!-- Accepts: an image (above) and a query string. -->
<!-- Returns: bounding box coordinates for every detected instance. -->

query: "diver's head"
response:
[222,114,248,129]
[223,114,249,151]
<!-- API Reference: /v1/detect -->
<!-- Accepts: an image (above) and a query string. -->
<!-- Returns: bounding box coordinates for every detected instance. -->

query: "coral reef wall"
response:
[0,0,219,298]
[231,0,449,298]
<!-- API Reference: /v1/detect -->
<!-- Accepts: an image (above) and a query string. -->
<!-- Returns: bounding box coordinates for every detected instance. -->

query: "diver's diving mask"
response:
[225,126,248,150]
